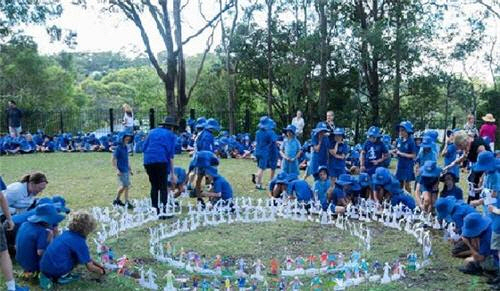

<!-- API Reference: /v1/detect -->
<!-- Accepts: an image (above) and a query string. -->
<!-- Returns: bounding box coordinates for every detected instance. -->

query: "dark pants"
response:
[144,163,168,214]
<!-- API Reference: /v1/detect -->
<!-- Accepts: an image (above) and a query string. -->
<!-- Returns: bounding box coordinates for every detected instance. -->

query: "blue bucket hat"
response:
[36,197,53,206]
[275,172,289,184]
[283,124,297,135]
[350,182,361,192]
[397,121,414,134]
[287,173,299,182]
[371,167,392,186]
[205,166,219,178]
[420,161,442,178]
[195,117,207,129]
[336,174,354,186]
[205,118,221,131]
[384,177,402,193]
[420,136,434,149]
[435,196,457,221]
[367,126,381,138]
[28,204,65,226]
[462,212,491,238]
[382,135,391,144]
[424,130,439,142]
[313,166,329,180]
[391,193,416,210]
[350,150,360,159]
[473,151,496,173]
[333,128,345,137]
[357,173,371,187]
[258,116,274,130]
[312,122,329,135]
[52,195,71,214]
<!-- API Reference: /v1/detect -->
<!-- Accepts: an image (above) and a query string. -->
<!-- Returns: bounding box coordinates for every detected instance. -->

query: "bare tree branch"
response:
[476,0,500,19]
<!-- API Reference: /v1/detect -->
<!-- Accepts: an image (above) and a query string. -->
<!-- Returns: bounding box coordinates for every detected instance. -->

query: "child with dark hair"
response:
[39,211,105,289]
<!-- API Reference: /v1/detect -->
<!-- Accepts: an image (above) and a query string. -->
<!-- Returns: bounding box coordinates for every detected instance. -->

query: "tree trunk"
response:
[392,3,402,130]
[174,0,186,120]
[266,0,274,117]
[317,0,328,119]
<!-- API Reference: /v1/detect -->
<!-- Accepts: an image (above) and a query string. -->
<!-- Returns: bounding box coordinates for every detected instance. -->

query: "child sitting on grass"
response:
[39,211,105,289]
[15,203,65,277]
[200,166,233,207]
[112,132,134,209]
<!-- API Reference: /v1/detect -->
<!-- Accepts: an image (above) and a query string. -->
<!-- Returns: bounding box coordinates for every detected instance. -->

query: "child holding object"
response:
[112,132,134,209]
[39,211,105,289]
[200,166,233,207]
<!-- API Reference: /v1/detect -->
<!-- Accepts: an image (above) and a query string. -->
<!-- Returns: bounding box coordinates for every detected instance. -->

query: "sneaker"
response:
[458,262,483,275]
[255,184,264,190]
[57,273,80,285]
[14,284,30,291]
[39,273,52,290]
[113,199,125,207]
[125,200,134,210]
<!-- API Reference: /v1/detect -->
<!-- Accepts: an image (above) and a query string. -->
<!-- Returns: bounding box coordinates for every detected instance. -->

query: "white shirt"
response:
[4,182,34,214]
[123,113,134,127]
[292,117,305,135]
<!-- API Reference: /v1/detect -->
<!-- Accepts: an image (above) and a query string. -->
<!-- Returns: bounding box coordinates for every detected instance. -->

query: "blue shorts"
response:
[329,168,345,178]
[257,157,277,170]
[118,172,130,187]
[419,183,438,194]
[396,167,415,182]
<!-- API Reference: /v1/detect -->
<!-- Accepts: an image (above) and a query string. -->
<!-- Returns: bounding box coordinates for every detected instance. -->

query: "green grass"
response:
[0,152,491,290]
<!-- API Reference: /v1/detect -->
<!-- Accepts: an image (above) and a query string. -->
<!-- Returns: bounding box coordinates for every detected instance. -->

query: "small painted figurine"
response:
[307,254,317,268]
[270,258,279,275]
[320,251,328,267]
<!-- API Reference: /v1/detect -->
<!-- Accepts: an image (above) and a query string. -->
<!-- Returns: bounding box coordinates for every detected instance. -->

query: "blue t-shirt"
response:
[312,134,330,167]
[196,129,214,152]
[16,222,50,272]
[478,226,494,257]
[362,140,388,172]
[254,129,271,157]
[441,186,463,201]
[329,142,348,170]
[416,148,437,166]
[113,144,129,173]
[396,137,416,169]
[0,176,6,191]
[281,137,301,158]
[484,172,500,192]
[143,128,176,165]
[331,186,346,206]
[290,180,313,202]
[40,231,91,278]
[492,198,500,234]
[169,167,187,185]
[213,176,233,201]
[314,179,331,210]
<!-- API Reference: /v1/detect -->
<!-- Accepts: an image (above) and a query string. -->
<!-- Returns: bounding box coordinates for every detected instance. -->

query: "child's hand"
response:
[488,205,496,213]
[116,170,122,176]
[4,219,14,231]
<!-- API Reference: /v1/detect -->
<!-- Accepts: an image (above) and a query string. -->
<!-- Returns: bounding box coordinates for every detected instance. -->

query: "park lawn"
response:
[0,152,491,290]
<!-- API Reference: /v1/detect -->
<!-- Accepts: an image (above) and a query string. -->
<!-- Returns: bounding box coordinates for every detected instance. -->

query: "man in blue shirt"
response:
[143,116,177,219]
[112,132,133,209]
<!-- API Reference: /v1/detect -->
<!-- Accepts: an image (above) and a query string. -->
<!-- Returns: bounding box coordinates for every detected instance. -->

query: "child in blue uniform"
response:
[419,160,442,213]
[441,130,460,179]
[394,121,417,193]
[313,166,330,210]
[201,167,233,207]
[280,125,301,175]
[440,171,463,201]
[269,172,289,199]
[360,126,388,176]
[328,128,348,183]
[39,211,105,289]
[15,204,65,275]
[196,118,219,153]
[112,132,134,209]
[253,117,278,190]
[308,123,330,180]
[289,179,313,205]
[327,174,351,212]
[357,173,372,199]
[168,167,187,198]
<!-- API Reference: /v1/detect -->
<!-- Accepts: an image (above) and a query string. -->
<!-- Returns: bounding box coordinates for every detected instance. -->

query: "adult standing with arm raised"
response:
[6,100,22,138]
[291,111,305,140]
[143,116,177,219]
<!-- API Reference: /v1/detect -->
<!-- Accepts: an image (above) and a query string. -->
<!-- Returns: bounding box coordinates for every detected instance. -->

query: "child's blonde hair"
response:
[68,211,97,237]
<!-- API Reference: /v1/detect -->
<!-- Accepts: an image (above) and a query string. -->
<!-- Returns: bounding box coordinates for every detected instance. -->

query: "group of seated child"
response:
[434,151,500,286]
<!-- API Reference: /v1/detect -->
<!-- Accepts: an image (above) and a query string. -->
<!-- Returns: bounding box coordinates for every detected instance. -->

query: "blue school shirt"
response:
[143,127,176,165]
[478,226,494,257]
[281,137,301,158]
[196,129,214,152]
[444,143,459,176]
[16,222,50,272]
[484,172,500,192]
[362,140,388,173]
[213,176,233,200]
[113,144,129,173]
[312,134,330,167]
[254,129,271,157]
[314,179,331,210]
[492,198,500,234]
[441,186,463,201]
[331,186,346,206]
[396,137,416,169]
[268,130,279,162]
[170,167,187,185]
[451,204,477,232]
[40,231,91,278]
[0,176,5,191]
[290,180,313,202]
[329,142,348,170]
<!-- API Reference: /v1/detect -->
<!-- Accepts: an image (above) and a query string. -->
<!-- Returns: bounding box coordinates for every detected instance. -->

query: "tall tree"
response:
[266,0,274,117]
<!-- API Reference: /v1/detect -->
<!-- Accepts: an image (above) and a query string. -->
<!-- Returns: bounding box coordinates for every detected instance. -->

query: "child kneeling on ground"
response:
[39,211,105,289]
[200,166,233,208]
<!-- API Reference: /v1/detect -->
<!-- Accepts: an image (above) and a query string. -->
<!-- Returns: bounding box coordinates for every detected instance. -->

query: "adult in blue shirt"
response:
[143,116,177,218]
[360,126,388,176]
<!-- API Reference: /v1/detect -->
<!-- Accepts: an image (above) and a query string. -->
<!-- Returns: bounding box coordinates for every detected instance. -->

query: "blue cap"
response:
[420,136,434,149]
[28,204,65,226]
[382,135,391,144]
[275,172,289,184]
[420,161,442,178]
[462,212,491,238]
[258,116,275,130]
[473,151,496,173]
[424,130,439,142]
[312,122,329,135]
[313,166,329,180]
[367,126,381,138]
